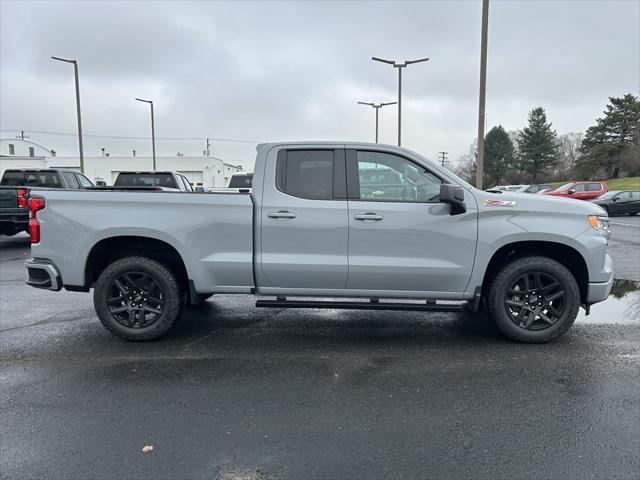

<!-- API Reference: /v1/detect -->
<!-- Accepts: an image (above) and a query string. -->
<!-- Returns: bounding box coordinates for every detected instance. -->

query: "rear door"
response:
[345,149,477,296]
[259,147,349,289]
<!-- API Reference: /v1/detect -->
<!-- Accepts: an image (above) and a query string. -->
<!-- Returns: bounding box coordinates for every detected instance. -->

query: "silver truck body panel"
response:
[30,190,254,293]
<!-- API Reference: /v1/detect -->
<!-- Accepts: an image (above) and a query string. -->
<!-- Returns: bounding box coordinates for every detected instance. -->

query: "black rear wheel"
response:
[94,256,182,341]
[487,256,580,343]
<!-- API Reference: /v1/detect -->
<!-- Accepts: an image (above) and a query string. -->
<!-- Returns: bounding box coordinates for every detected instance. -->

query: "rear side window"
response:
[62,172,80,188]
[115,173,178,188]
[276,150,345,200]
[76,174,94,188]
[585,183,603,192]
[573,184,586,192]
[0,171,62,187]
[228,174,253,188]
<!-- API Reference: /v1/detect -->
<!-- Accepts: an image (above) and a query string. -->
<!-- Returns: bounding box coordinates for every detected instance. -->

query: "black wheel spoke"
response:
[539,312,554,324]
[144,305,162,315]
[108,295,126,305]
[111,305,129,314]
[546,290,565,302]
[506,299,524,307]
[542,281,559,292]
[114,278,128,294]
[128,310,136,327]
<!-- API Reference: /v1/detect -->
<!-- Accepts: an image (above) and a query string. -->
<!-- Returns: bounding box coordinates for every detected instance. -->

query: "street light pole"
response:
[51,56,84,173]
[135,98,156,170]
[475,0,490,189]
[357,101,397,143]
[372,56,429,147]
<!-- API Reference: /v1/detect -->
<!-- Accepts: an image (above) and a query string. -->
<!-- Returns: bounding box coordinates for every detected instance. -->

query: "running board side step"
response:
[255,299,464,312]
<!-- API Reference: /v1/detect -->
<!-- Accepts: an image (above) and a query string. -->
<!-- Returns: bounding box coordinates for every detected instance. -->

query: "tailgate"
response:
[0,189,18,209]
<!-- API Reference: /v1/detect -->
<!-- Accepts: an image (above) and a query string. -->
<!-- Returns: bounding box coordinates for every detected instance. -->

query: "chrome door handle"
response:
[267,210,297,219]
[354,213,384,221]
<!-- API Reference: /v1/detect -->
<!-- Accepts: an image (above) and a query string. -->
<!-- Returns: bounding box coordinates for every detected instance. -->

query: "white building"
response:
[0,139,243,188]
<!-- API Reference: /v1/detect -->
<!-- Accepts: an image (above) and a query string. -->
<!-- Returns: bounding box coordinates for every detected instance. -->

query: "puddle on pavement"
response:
[578,279,640,325]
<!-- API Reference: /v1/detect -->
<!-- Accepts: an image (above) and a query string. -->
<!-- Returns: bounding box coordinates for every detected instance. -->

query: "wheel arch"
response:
[84,235,191,301]
[481,240,589,304]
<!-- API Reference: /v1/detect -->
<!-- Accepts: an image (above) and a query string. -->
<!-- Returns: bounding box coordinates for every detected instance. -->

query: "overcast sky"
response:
[1,0,638,170]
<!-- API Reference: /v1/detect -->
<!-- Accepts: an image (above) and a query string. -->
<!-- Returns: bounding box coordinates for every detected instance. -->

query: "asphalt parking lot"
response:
[1,218,639,480]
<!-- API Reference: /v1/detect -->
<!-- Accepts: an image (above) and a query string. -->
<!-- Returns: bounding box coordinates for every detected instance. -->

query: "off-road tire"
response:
[487,256,580,343]
[94,256,182,341]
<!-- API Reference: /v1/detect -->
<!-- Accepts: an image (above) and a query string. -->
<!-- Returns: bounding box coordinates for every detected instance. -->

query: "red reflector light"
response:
[28,197,45,244]
[17,188,28,208]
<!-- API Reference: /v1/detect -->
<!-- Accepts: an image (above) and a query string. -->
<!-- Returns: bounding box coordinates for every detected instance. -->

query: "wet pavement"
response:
[1,231,639,479]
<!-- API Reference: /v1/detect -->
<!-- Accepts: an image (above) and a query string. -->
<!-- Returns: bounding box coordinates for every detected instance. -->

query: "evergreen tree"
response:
[576,94,640,178]
[516,107,559,181]
[483,125,515,186]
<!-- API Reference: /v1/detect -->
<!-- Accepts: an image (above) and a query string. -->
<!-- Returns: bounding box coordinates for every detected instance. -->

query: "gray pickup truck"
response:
[24,142,613,343]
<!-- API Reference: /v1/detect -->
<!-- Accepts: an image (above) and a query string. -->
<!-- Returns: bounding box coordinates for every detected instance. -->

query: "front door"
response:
[345,149,477,296]
[259,148,349,289]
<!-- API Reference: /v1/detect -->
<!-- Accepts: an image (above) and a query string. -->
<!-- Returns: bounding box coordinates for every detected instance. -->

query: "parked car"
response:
[487,184,525,193]
[544,181,607,200]
[24,142,612,344]
[0,168,94,236]
[113,171,194,191]
[515,184,553,194]
[590,190,640,215]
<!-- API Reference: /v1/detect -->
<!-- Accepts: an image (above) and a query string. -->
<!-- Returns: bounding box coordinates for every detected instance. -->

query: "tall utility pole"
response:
[438,151,449,168]
[372,56,429,147]
[206,138,211,156]
[51,56,84,173]
[475,0,490,189]
[357,101,397,143]
[135,98,156,170]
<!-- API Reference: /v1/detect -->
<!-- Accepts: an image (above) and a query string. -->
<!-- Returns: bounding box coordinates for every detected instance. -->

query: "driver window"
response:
[355,151,442,202]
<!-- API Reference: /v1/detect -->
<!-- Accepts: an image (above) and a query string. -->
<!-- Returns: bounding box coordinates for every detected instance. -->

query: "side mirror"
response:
[439,183,466,215]
[568,188,576,194]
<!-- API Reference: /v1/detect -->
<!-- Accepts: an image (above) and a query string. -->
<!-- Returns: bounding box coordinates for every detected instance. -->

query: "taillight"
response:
[17,188,28,208]
[28,197,45,244]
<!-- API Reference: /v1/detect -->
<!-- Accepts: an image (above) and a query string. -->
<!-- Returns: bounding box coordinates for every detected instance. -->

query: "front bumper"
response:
[586,253,614,304]
[25,258,62,291]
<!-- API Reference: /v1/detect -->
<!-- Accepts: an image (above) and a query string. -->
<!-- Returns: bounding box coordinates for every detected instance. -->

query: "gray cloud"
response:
[1,0,638,169]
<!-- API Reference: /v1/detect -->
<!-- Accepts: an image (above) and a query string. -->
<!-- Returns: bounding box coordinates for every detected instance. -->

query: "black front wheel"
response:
[94,256,182,341]
[487,256,580,343]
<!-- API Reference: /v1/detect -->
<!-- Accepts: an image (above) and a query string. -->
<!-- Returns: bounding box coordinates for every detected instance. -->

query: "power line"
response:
[0,129,259,144]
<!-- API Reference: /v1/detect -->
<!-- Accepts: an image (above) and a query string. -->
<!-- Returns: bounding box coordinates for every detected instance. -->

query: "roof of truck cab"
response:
[116,171,176,174]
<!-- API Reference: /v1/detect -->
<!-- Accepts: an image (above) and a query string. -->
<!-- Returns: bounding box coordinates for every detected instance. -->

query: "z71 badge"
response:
[485,199,516,207]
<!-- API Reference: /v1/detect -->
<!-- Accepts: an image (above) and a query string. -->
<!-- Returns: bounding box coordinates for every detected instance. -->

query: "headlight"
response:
[588,214,609,233]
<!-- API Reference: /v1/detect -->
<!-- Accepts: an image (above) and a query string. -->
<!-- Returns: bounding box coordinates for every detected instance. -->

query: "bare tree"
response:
[557,132,582,180]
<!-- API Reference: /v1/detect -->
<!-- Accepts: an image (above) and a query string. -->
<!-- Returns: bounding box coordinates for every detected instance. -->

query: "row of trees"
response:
[454,94,640,187]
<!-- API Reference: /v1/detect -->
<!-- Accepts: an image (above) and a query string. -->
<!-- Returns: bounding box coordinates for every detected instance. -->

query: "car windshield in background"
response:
[555,182,574,192]
[115,173,177,189]
[596,191,621,199]
[228,175,253,188]
[0,171,62,187]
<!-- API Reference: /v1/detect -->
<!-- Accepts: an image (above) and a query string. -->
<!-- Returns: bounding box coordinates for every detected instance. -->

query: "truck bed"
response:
[30,189,255,293]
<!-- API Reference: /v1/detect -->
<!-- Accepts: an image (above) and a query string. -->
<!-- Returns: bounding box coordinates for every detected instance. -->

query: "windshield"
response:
[555,182,575,192]
[0,171,62,187]
[114,173,178,188]
[596,191,618,199]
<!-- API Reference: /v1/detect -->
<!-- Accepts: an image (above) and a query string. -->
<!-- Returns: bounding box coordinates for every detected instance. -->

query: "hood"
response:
[475,190,608,216]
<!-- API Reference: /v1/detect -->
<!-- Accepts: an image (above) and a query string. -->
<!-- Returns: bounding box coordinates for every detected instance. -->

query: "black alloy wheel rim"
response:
[107,271,165,329]
[504,271,566,331]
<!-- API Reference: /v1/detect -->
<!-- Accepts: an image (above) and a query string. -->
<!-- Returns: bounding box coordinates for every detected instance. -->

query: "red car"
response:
[544,181,608,200]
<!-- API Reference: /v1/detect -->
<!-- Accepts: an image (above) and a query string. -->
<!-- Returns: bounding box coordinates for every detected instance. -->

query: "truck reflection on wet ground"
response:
[578,279,640,324]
